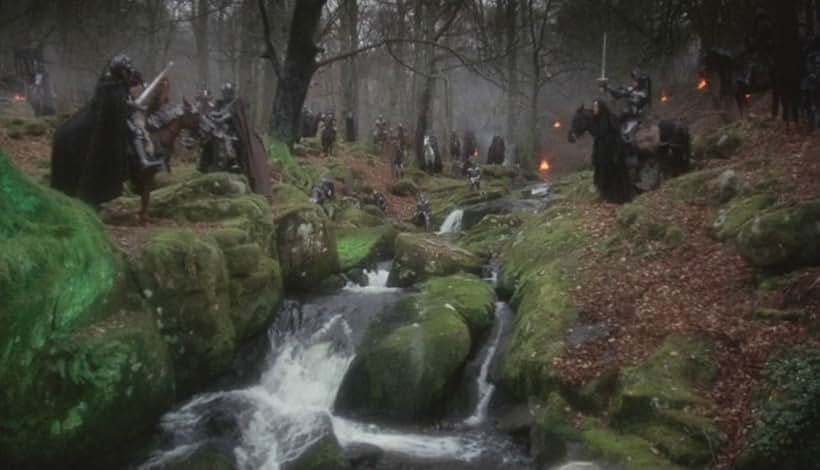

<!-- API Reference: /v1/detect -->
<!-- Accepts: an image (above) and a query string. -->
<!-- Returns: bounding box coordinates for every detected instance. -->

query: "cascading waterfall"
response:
[141,259,610,470]
[462,302,510,427]
[438,208,464,234]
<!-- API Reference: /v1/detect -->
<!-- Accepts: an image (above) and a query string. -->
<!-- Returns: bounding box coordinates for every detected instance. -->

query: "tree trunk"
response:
[340,0,359,139]
[195,0,210,87]
[415,77,434,166]
[268,0,327,148]
[504,0,518,146]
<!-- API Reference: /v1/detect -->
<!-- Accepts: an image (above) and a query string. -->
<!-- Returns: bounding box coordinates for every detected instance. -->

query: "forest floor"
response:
[3,91,819,469]
[553,98,820,468]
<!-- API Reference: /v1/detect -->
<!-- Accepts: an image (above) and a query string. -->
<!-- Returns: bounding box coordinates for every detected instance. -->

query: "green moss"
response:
[611,335,717,423]
[418,274,495,339]
[334,206,384,228]
[0,311,175,467]
[387,233,483,287]
[551,170,597,203]
[133,228,235,393]
[667,168,724,206]
[708,193,775,240]
[275,203,340,291]
[737,347,820,470]
[736,198,820,270]
[582,426,686,470]
[389,178,419,197]
[693,121,744,160]
[267,139,315,191]
[336,225,396,271]
[336,297,472,420]
[457,213,525,257]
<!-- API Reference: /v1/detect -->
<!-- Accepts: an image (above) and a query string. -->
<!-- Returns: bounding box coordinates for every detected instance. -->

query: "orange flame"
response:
[13,94,25,102]
[553,120,561,129]
[745,93,752,100]
[697,79,708,91]
[473,149,478,157]
[660,92,669,103]
[539,160,550,172]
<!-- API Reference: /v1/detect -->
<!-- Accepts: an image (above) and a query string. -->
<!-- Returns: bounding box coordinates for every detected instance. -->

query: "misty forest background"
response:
[0,0,813,168]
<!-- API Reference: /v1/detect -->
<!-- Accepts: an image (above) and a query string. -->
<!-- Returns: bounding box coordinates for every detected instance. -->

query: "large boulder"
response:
[387,233,482,287]
[0,151,175,467]
[336,225,397,271]
[272,184,340,291]
[708,192,775,241]
[335,274,494,421]
[735,198,820,270]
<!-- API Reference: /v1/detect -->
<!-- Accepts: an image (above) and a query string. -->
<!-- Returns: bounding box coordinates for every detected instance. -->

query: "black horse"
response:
[698,48,773,116]
[568,101,690,202]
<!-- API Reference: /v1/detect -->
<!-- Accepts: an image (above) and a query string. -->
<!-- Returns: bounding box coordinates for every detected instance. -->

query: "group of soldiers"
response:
[50,54,270,214]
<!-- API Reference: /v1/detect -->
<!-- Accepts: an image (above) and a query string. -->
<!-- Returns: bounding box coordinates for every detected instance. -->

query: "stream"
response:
[138,182,613,470]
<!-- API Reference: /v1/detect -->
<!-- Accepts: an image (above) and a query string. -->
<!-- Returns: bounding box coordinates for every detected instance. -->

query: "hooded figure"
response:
[589,99,632,204]
[51,54,157,206]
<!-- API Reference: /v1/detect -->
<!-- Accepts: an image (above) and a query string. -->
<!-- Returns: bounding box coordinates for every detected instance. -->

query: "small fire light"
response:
[539,160,550,172]
[660,91,669,103]
[745,93,752,100]
[13,94,25,102]
[553,120,562,129]
[473,149,479,157]
[697,79,708,91]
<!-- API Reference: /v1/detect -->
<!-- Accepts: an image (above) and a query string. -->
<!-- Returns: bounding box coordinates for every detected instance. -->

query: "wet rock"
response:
[283,432,350,470]
[387,233,482,287]
[336,225,397,271]
[165,445,236,470]
[344,443,384,467]
[272,184,340,291]
[335,274,493,421]
[736,198,820,270]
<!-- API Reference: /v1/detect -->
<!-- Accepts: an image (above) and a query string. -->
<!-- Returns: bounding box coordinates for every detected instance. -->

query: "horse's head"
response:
[568,105,592,143]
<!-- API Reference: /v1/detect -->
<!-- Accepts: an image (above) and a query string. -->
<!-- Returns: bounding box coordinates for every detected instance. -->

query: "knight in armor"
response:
[466,160,481,192]
[413,193,432,231]
[51,54,163,206]
[602,67,651,182]
[197,82,272,197]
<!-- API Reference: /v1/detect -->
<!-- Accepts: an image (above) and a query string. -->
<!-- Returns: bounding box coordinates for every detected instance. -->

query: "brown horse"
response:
[133,99,199,223]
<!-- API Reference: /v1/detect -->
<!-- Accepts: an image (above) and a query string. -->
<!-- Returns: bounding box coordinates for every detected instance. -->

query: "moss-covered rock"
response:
[458,213,525,257]
[497,207,583,400]
[334,205,385,228]
[530,393,579,465]
[735,198,820,270]
[581,425,685,470]
[735,347,820,470]
[388,178,419,197]
[0,151,174,467]
[611,335,716,422]
[693,121,744,160]
[284,433,349,470]
[387,233,483,287]
[335,274,492,421]
[274,201,340,291]
[708,192,775,240]
[1,312,175,468]
[336,225,397,271]
[132,229,235,393]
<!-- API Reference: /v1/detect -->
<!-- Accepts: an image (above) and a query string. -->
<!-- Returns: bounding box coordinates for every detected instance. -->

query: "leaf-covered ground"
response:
[552,111,820,468]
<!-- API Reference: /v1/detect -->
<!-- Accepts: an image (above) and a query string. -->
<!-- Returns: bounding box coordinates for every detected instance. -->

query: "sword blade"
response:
[599,32,607,81]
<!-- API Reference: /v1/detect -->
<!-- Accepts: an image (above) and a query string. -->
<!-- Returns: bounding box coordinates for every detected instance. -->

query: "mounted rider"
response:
[601,67,651,182]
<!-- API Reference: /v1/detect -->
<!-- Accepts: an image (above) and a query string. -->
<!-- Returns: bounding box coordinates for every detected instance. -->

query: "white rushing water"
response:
[438,208,464,234]
[463,302,510,427]
[343,262,399,294]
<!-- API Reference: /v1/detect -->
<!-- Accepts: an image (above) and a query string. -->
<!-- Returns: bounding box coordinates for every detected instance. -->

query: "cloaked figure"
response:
[51,54,162,206]
[588,99,633,204]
